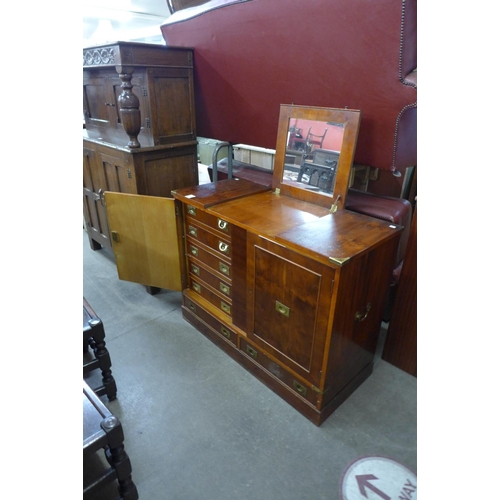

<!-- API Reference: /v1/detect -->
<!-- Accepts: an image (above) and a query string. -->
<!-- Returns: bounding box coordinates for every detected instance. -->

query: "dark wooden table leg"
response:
[102,416,139,500]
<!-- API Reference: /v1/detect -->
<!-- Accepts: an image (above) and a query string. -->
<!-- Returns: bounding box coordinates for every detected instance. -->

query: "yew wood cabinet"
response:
[104,106,402,425]
[105,179,401,425]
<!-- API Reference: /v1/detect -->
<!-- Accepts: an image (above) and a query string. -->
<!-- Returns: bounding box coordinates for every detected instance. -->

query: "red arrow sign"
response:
[356,474,390,500]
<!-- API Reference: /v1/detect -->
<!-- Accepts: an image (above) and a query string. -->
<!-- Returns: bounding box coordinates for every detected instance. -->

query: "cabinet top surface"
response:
[208,191,331,236]
[275,210,402,264]
[172,179,270,209]
[174,179,402,265]
[83,41,194,69]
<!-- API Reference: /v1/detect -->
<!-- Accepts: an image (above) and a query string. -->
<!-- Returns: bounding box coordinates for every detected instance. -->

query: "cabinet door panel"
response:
[83,147,111,247]
[99,152,137,194]
[248,235,334,386]
[105,192,183,291]
[83,74,111,126]
[147,67,196,145]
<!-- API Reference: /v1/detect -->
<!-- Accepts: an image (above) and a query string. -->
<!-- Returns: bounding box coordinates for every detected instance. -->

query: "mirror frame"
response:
[272,104,361,210]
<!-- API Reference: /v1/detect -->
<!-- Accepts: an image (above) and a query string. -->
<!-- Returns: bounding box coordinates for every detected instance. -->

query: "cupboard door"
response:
[104,192,184,291]
[247,234,335,387]
[146,67,196,146]
[83,146,111,249]
[98,151,138,195]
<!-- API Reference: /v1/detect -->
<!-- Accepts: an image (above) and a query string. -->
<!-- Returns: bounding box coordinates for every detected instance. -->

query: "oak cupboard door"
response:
[104,192,185,291]
[146,67,196,146]
[83,146,111,249]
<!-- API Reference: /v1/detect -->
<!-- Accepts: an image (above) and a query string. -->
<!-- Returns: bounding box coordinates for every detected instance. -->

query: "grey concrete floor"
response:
[83,224,417,500]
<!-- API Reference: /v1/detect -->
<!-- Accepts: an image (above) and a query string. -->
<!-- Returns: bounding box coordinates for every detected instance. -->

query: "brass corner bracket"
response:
[328,256,350,267]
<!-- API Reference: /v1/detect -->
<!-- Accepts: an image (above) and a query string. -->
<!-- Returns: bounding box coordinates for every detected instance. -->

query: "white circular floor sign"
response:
[341,456,417,500]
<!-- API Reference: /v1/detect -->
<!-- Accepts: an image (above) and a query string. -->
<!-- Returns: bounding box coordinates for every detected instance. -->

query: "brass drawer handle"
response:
[246,345,258,359]
[219,262,230,276]
[275,301,290,318]
[220,326,231,338]
[191,264,200,276]
[190,245,199,257]
[192,282,201,293]
[220,301,231,314]
[217,218,229,231]
[220,283,230,296]
[189,302,196,313]
[218,241,230,254]
[293,380,307,397]
[355,302,372,322]
[187,205,197,216]
[188,225,198,237]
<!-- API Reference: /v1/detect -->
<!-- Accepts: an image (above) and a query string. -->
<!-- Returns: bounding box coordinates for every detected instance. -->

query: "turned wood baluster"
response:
[118,72,141,148]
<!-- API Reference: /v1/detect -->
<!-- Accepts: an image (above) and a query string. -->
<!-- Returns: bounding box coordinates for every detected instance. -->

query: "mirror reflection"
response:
[283,119,345,195]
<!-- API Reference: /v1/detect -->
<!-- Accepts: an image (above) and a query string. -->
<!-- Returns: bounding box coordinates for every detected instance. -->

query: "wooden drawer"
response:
[190,277,232,317]
[185,204,232,237]
[186,230,232,261]
[239,338,319,408]
[187,244,232,279]
[188,259,232,300]
[183,295,238,347]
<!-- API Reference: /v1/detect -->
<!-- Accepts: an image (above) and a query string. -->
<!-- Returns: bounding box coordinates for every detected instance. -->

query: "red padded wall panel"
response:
[161,0,416,178]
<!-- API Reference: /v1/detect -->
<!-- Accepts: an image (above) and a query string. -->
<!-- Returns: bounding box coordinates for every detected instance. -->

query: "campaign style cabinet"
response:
[103,106,403,425]
[83,42,198,250]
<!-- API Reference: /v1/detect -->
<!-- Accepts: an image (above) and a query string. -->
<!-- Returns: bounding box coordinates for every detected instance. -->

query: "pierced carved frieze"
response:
[83,48,115,67]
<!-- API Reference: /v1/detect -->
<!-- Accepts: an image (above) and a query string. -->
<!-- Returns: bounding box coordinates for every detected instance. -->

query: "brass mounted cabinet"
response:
[83,42,198,251]
[103,105,403,425]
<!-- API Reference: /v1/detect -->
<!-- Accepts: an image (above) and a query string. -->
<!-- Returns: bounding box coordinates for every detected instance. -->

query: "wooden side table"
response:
[83,297,117,400]
[83,381,138,499]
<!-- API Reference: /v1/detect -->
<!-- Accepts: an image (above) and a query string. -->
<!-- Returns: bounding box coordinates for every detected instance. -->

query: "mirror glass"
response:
[273,105,361,210]
[284,118,344,196]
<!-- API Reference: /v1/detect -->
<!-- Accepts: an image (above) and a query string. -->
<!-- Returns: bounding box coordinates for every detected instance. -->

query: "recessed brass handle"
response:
[188,225,198,237]
[220,283,230,296]
[189,303,196,313]
[191,264,200,276]
[355,302,372,322]
[293,380,307,396]
[192,283,201,293]
[218,241,230,254]
[217,218,229,231]
[220,326,231,338]
[187,205,196,216]
[190,245,199,257]
[219,262,230,276]
[246,345,258,359]
[275,301,290,318]
[220,301,231,314]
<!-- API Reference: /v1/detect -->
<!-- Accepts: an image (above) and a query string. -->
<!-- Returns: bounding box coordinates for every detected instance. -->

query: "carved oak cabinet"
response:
[103,105,402,425]
[83,42,198,250]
